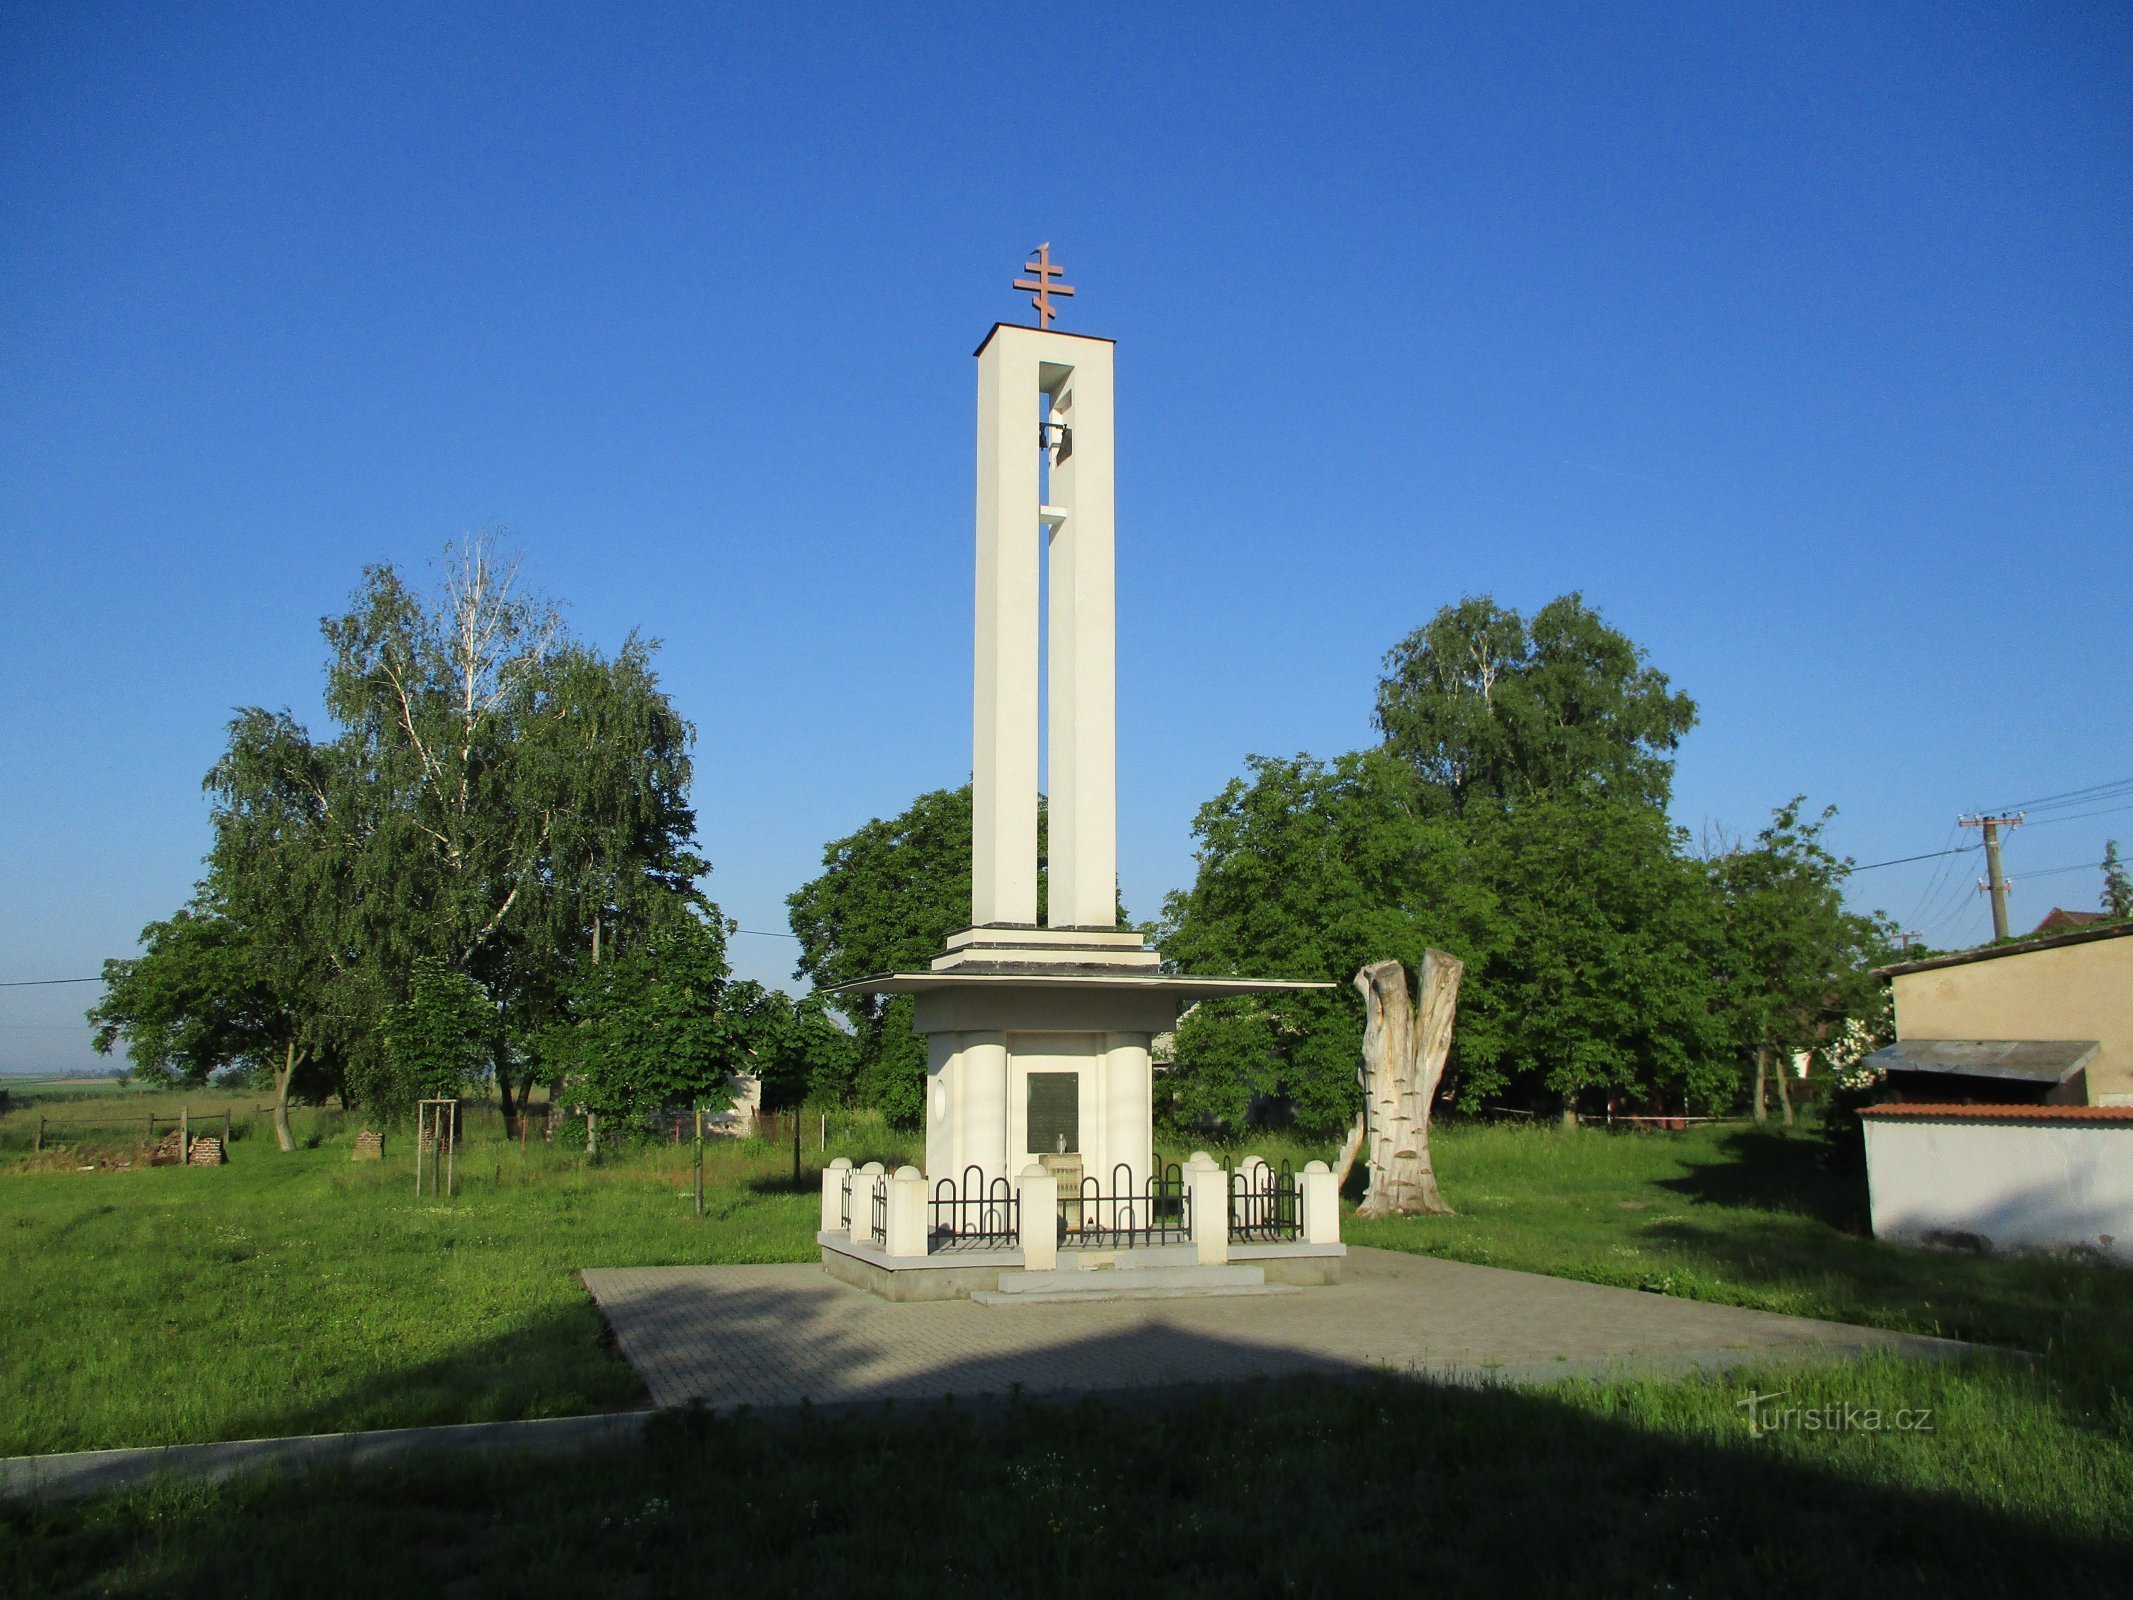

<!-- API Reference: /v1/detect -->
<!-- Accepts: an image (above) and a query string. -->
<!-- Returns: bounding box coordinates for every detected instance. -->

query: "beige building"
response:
[1873,924,2133,1106]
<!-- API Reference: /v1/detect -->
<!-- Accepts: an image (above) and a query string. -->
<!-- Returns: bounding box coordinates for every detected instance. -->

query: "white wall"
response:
[1863,1116,2133,1263]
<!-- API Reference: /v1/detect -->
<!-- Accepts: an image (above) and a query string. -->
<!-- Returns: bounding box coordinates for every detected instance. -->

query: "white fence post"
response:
[1301,1159,1340,1245]
[1017,1164,1058,1271]
[885,1165,928,1258]
[821,1156,853,1234]
[1185,1152,1229,1265]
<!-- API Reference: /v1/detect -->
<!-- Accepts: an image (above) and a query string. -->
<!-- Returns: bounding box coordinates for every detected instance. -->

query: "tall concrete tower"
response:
[830,254,1324,1197]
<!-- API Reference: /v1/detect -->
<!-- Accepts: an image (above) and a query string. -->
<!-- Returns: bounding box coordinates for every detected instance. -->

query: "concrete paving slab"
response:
[581,1245,1976,1411]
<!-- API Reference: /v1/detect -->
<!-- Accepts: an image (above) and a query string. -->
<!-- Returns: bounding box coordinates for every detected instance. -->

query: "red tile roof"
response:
[1862,1103,2133,1124]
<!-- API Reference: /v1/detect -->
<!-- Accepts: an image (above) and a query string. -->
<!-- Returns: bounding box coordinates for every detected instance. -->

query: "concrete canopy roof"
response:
[1864,1038,2099,1083]
[822,971,1335,1002]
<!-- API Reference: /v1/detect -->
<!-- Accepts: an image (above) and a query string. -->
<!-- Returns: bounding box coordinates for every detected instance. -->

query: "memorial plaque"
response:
[1026,1072,1080,1156]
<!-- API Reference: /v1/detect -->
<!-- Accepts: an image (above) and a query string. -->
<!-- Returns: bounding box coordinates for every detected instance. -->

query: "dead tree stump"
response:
[1337,951,1464,1218]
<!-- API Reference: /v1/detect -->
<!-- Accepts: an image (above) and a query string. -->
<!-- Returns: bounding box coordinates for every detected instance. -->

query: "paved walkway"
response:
[581,1247,1972,1411]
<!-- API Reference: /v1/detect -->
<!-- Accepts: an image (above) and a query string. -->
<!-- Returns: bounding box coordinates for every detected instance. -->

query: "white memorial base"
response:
[816,1149,1345,1303]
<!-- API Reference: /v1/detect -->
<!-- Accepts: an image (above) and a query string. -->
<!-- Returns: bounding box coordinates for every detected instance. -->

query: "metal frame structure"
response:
[929,1166,1020,1249]
[1062,1162,1191,1249]
[1228,1159,1302,1243]
[415,1098,459,1198]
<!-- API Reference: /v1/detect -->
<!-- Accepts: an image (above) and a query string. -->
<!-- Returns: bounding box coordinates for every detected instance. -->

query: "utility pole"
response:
[1959,812,2024,940]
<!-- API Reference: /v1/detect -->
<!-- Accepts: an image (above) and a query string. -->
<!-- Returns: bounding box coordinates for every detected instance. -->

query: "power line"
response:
[1850,845,1978,873]
[0,977,102,988]
[1981,776,2133,814]
[2018,803,2133,829]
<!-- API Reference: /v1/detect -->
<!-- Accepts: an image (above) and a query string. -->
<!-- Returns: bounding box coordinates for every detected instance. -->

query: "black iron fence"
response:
[839,1169,853,1234]
[1227,1159,1302,1243]
[1061,1162,1191,1249]
[870,1172,888,1247]
[929,1166,1019,1249]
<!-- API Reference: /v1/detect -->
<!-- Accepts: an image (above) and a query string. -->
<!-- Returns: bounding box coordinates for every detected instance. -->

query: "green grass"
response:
[8,1365,2128,1597]
[4,1113,2129,1593]
[0,1110,916,1456]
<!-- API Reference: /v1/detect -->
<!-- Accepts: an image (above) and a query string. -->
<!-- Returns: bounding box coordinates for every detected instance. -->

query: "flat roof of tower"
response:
[972,322,1117,357]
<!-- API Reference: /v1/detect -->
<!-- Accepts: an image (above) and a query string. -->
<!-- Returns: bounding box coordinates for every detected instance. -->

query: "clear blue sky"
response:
[4,3,2128,1073]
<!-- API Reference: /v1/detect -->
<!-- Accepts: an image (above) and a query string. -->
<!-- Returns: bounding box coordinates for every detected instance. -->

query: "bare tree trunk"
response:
[1352,951,1463,1218]
[1330,1113,1365,1197]
[1753,1046,1769,1124]
[1559,1091,1578,1130]
[1775,1049,1796,1128]
[273,1038,301,1153]
[495,1036,517,1125]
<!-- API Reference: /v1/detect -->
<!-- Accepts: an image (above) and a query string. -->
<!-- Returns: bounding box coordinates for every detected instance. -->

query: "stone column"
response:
[1301,1160,1340,1245]
[820,1156,853,1235]
[885,1165,929,1258]
[1101,1032,1151,1197]
[1017,1164,1058,1271]
[956,1032,1009,1186]
[1185,1152,1229,1266]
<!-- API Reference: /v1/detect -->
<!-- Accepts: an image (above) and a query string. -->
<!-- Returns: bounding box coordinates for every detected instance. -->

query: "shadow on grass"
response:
[1655,1126,1867,1232]
[205,1299,650,1450]
[8,1350,2127,1597]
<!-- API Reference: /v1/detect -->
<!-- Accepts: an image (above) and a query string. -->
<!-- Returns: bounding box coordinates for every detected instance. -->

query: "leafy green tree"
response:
[1706,799,1893,1126]
[2102,841,2133,920]
[88,537,716,1143]
[1155,750,1497,1134]
[1374,594,1697,814]
[320,537,708,1116]
[1459,796,1725,1120]
[719,982,860,1112]
[542,903,730,1131]
[787,785,975,1127]
[88,905,279,1088]
[376,961,495,1117]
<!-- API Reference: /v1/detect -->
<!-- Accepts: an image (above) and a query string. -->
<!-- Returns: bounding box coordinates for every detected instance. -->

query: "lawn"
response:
[3,1110,2129,1595]
[0,1105,912,1456]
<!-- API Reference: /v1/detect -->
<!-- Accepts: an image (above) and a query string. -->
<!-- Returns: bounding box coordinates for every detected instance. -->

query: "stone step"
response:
[992,1261,1266,1295]
[972,1282,1301,1306]
[1055,1243,1200,1270]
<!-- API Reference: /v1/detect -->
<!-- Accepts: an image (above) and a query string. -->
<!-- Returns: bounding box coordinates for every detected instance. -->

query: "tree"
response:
[88,536,716,1143]
[199,707,364,1148]
[320,536,708,1117]
[787,785,977,1127]
[1460,795,1726,1121]
[541,902,730,1132]
[2103,841,2133,921]
[1374,593,1697,814]
[1155,751,1495,1135]
[1338,953,1463,1216]
[88,905,279,1088]
[719,982,860,1112]
[377,961,495,1117]
[1706,800,1891,1126]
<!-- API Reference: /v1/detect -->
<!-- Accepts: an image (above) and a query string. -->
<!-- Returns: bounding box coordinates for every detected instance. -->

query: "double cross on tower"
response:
[1012,242,1076,329]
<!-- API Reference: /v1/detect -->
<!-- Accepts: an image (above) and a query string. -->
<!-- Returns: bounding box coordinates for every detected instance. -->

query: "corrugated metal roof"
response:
[1865,1039,2098,1083]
